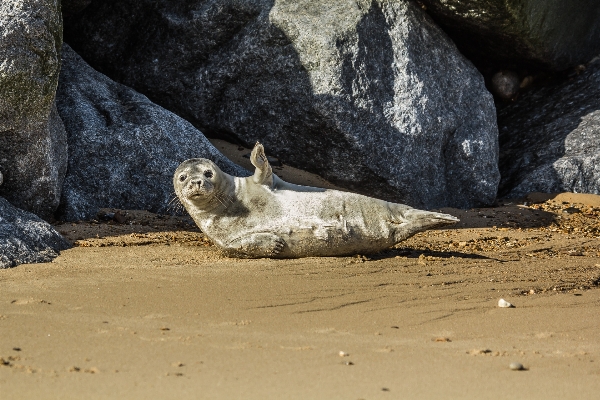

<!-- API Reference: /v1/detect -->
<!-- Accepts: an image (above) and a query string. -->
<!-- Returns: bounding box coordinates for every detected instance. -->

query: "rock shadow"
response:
[327,2,411,203]
[497,61,600,198]
[439,204,557,230]
[371,248,494,261]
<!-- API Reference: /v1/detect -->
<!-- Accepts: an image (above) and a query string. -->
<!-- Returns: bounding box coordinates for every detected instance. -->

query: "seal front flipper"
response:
[222,232,285,258]
[250,142,273,188]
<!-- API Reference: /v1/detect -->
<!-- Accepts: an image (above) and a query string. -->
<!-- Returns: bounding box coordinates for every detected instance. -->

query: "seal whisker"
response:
[221,193,233,205]
[167,192,180,205]
[213,190,233,206]
[166,191,185,214]
[211,193,227,207]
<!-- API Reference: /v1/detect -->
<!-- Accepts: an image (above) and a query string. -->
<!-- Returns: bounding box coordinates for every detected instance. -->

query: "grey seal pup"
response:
[174,143,459,258]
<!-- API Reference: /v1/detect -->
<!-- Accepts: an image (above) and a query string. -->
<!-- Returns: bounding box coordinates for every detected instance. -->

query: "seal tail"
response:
[392,209,459,243]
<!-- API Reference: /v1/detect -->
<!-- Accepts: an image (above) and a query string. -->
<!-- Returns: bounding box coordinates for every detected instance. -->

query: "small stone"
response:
[339,351,349,357]
[468,349,492,355]
[113,211,127,224]
[498,298,515,308]
[97,211,115,221]
[491,70,520,100]
[519,76,533,89]
[509,362,524,371]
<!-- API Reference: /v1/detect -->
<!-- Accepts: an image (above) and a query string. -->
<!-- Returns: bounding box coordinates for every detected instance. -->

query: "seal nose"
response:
[191,179,204,187]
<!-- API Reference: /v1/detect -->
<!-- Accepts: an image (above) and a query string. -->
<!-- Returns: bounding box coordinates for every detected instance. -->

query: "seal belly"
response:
[271,189,399,257]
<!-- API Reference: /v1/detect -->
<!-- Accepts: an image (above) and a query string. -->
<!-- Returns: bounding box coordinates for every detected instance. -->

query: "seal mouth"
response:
[184,188,211,200]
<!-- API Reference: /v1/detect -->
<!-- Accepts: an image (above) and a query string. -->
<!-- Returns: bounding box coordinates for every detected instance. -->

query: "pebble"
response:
[498,298,515,308]
[339,351,349,357]
[509,362,524,371]
[491,70,520,100]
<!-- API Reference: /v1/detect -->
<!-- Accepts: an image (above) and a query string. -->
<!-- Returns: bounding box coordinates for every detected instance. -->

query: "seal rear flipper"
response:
[391,209,459,243]
[250,142,274,188]
[222,232,285,258]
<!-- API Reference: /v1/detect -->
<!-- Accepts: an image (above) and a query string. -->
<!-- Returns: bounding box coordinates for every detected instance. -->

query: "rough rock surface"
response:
[56,45,248,221]
[0,196,70,269]
[64,0,499,210]
[499,58,600,198]
[418,0,600,71]
[0,0,67,219]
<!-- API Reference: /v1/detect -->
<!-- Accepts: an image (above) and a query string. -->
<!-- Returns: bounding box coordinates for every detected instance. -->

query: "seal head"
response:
[173,158,234,213]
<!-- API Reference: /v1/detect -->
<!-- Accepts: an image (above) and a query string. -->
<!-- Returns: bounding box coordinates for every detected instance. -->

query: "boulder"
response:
[55,45,248,221]
[0,0,67,219]
[0,197,70,269]
[64,0,499,209]
[418,0,600,71]
[499,58,600,198]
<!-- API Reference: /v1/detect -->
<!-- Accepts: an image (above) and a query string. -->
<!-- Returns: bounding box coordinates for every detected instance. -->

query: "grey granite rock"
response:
[418,0,600,71]
[56,45,248,221]
[0,196,70,269]
[0,0,67,219]
[64,0,499,209]
[499,58,600,198]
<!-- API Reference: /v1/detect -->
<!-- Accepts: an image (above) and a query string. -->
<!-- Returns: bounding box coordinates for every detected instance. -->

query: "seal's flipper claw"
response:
[223,233,286,258]
[250,142,273,187]
[250,142,267,169]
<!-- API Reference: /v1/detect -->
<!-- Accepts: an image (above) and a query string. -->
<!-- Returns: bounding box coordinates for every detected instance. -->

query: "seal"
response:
[174,143,459,258]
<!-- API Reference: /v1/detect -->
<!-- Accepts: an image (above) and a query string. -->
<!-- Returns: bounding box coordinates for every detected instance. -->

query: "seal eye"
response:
[179,174,187,182]
[204,170,213,179]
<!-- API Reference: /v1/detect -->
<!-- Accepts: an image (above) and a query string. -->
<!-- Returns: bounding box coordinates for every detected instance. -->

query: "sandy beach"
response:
[1,141,599,399]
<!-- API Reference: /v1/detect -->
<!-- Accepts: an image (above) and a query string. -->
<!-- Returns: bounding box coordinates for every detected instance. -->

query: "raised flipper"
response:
[222,232,285,258]
[391,209,459,243]
[250,142,273,188]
